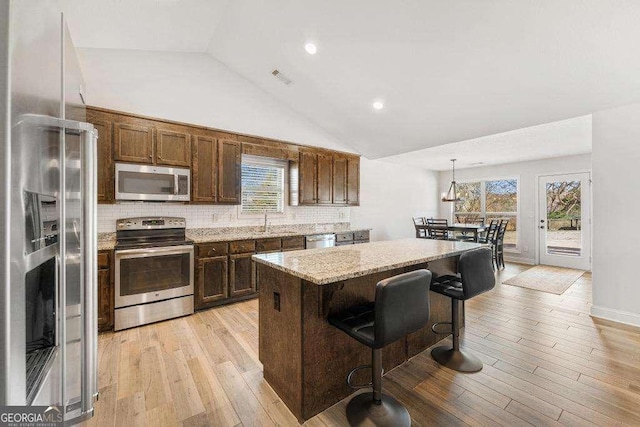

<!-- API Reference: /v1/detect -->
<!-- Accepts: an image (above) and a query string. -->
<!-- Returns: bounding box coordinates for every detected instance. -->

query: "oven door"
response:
[115,163,190,202]
[115,245,194,308]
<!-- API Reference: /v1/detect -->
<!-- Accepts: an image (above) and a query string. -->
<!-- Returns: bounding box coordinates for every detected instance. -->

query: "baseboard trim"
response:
[590,305,640,328]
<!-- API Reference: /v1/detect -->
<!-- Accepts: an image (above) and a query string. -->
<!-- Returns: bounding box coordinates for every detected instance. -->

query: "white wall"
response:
[591,103,640,327]
[438,154,592,264]
[78,49,352,153]
[79,49,439,239]
[350,158,440,241]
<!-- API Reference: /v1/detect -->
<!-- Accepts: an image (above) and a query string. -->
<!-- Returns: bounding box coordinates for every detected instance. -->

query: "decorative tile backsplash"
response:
[97,203,351,233]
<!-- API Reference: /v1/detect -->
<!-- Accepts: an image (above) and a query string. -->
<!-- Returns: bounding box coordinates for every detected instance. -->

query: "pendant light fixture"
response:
[442,159,461,202]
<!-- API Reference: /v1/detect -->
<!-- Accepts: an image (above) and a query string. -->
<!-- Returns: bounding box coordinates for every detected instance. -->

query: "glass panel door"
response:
[538,173,591,270]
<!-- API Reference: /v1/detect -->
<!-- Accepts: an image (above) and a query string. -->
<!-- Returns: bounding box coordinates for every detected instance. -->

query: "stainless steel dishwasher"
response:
[305,233,336,249]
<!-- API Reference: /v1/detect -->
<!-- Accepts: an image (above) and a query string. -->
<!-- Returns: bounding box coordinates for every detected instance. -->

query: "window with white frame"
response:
[240,155,286,214]
[455,178,519,249]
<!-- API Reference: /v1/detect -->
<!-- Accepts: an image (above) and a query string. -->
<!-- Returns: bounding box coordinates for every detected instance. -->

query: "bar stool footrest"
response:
[346,365,373,389]
[346,392,411,427]
[431,321,453,335]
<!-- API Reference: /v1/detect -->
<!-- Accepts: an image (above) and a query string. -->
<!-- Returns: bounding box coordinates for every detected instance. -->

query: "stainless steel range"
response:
[114,217,194,331]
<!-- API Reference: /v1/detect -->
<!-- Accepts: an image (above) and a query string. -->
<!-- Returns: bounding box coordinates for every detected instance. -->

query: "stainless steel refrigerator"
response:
[0,1,98,423]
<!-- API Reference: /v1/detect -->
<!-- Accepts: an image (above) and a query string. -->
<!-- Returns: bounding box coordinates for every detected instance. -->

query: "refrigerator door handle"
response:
[81,125,98,415]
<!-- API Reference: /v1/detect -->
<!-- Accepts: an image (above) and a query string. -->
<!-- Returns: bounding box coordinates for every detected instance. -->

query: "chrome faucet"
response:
[263,212,268,232]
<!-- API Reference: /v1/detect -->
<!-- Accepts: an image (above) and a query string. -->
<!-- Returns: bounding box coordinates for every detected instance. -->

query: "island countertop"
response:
[253,238,484,285]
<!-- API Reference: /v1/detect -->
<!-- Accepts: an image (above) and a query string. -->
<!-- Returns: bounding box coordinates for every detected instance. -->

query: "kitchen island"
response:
[253,238,483,422]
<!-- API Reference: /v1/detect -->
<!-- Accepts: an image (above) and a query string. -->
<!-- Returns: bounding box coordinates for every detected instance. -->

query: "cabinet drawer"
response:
[256,238,281,253]
[98,252,110,269]
[198,242,229,257]
[335,232,354,242]
[282,236,305,250]
[230,240,256,254]
[354,230,370,241]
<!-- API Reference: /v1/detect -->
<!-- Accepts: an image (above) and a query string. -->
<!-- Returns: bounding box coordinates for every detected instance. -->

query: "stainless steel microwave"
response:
[115,163,190,201]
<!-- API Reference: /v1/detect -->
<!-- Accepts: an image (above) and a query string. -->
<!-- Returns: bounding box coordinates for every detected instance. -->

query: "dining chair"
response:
[494,219,509,270]
[412,217,427,238]
[426,218,450,240]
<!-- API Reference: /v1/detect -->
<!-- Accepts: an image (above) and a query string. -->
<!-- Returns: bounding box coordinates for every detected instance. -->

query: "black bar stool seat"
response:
[329,269,432,427]
[430,247,495,373]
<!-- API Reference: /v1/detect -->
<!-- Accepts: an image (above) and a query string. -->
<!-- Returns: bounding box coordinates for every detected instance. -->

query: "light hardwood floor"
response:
[85,264,640,426]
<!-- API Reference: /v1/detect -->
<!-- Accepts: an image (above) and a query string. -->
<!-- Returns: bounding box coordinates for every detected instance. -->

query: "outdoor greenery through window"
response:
[241,156,285,214]
[455,179,518,248]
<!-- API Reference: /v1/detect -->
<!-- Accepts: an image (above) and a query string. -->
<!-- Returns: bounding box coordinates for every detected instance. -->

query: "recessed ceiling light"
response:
[372,101,384,110]
[304,42,317,55]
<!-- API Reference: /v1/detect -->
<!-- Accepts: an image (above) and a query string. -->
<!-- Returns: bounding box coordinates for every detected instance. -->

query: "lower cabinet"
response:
[229,253,256,297]
[98,250,113,332]
[193,232,367,310]
[197,256,229,307]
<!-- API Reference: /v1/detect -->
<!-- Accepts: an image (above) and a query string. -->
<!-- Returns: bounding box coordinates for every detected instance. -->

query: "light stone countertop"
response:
[252,238,484,285]
[97,223,371,251]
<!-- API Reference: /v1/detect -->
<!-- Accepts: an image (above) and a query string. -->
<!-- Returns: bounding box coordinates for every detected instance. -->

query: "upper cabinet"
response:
[191,135,217,203]
[317,152,333,204]
[299,149,318,204]
[217,140,242,204]
[292,149,360,206]
[346,155,360,206]
[192,137,241,204]
[332,155,348,205]
[156,128,191,167]
[113,119,191,167]
[85,106,359,207]
[89,117,113,203]
[113,121,155,164]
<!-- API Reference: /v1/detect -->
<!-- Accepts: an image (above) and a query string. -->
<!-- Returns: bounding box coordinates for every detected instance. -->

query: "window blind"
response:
[241,158,285,213]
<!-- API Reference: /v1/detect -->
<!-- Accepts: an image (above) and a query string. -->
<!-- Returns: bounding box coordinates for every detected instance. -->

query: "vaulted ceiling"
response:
[62,0,640,160]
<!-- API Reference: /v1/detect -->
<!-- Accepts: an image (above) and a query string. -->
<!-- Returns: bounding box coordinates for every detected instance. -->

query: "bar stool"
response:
[328,269,432,427]
[430,247,495,372]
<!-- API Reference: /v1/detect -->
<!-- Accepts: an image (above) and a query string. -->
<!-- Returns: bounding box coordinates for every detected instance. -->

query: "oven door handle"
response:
[115,245,194,258]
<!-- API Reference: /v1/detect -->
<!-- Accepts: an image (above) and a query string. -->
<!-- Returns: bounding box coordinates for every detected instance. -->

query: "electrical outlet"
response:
[212,214,218,222]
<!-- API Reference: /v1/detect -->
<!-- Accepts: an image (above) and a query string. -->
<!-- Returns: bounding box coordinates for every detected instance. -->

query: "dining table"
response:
[415,223,487,242]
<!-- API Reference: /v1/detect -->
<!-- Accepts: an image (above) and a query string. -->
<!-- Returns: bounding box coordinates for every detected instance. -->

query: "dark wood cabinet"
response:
[347,155,360,206]
[299,149,318,204]
[295,149,359,206]
[113,121,154,164]
[229,253,256,297]
[97,251,113,332]
[86,106,359,207]
[156,128,191,167]
[218,139,242,204]
[282,236,305,251]
[192,135,217,202]
[332,155,347,205]
[92,119,113,203]
[317,152,333,204]
[196,256,228,308]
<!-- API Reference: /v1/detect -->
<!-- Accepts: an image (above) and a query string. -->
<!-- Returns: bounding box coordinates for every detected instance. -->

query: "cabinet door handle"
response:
[207,249,216,256]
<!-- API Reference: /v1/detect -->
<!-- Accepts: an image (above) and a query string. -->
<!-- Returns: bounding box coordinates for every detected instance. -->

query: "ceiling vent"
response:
[272,69,293,86]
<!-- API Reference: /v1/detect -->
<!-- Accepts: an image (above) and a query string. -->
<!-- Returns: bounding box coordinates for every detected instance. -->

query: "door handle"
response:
[174,174,179,195]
